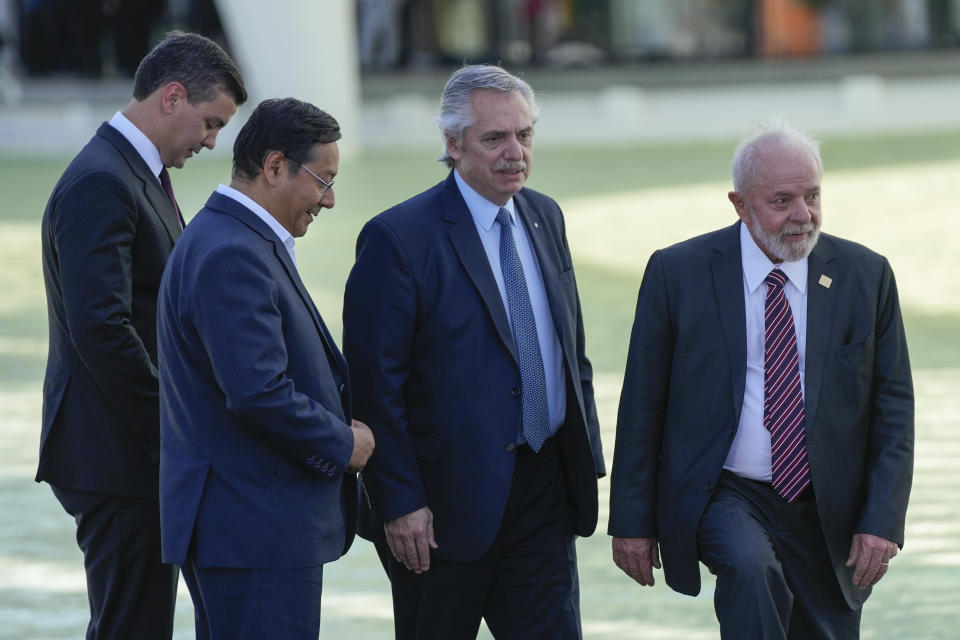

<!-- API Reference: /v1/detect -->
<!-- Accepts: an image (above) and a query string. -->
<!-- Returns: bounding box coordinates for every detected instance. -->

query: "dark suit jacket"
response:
[608,221,914,608]
[343,171,605,562]
[157,192,358,568]
[39,123,182,498]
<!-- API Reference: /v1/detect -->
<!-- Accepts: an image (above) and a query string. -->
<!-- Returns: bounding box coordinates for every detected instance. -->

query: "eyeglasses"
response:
[299,164,335,194]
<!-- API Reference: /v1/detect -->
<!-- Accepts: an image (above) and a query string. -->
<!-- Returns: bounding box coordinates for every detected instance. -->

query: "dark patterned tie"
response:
[159,167,185,229]
[496,208,550,452]
[763,269,811,502]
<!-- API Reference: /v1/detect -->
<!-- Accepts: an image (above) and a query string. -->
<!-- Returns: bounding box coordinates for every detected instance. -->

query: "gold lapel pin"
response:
[818,274,832,288]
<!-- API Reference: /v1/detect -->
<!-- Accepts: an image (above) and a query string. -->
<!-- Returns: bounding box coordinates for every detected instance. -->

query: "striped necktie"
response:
[763,269,811,502]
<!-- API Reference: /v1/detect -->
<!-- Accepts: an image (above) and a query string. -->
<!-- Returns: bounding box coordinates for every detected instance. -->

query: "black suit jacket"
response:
[608,221,914,608]
[39,123,182,498]
[343,172,605,562]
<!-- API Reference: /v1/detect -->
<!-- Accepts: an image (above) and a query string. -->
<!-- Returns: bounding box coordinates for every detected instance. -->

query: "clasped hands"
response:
[348,419,375,473]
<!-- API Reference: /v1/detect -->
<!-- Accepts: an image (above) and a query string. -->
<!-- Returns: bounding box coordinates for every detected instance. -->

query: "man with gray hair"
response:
[343,64,605,638]
[608,120,914,638]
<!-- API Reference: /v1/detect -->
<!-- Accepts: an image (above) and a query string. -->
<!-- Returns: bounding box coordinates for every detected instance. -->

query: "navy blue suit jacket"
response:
[39,123,182,498]
[158,192,357,568]
[343,172,605,562]
[608,222,914,608]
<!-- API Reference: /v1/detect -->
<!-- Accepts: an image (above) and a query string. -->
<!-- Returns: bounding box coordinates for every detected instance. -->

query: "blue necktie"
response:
[496,207,550,452]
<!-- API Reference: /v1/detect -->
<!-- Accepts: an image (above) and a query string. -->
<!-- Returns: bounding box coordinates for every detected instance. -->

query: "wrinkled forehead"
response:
[752,146,821,188]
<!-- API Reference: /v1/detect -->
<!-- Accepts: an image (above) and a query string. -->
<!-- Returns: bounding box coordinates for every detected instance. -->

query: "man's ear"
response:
[728,191,749,224]
[444,132,461,163]
[262,150,287,186]
[159,82,188,115]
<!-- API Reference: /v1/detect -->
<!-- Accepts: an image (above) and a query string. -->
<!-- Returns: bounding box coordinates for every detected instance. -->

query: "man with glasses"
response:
[343,64,604,639]
[38,31,244,639]
[156,98,374,638]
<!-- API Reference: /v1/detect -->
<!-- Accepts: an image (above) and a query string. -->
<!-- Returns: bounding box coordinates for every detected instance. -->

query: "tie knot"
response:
[496,207,511,228]
[765,269,788,289]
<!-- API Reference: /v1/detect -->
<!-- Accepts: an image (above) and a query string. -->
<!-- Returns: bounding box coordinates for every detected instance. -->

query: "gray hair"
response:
[732,118,822,193]
[435,64,539,168]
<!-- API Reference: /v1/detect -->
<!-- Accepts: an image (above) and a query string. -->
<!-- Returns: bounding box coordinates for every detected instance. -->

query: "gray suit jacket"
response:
[608,221,914,608]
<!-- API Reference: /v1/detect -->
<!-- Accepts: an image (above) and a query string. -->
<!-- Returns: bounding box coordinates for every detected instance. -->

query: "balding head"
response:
[732,120,822,195]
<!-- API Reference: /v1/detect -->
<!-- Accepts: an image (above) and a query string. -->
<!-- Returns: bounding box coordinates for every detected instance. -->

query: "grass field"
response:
[1,131,958,638]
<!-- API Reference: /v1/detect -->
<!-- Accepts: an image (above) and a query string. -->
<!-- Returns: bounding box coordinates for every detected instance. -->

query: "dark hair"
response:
[133,31,246,106]
[232,98,342,181]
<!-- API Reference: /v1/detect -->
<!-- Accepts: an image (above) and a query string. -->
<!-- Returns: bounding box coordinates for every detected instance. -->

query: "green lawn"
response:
[1,131,958,638]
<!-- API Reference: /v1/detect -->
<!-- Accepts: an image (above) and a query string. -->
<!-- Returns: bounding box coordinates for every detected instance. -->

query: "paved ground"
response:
[2,50,960,154]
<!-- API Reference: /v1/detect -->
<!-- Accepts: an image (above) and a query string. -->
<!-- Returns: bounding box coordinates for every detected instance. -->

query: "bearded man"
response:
[608,120,914,640]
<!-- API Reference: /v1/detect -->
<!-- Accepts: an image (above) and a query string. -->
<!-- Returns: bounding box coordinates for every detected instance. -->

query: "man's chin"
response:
[782,232,820,261]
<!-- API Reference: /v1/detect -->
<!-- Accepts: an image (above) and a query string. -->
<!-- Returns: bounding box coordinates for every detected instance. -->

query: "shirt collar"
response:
[740,222,808,295]
[216,184,297,263]
[453,169,516,230]
[108,111,164,180]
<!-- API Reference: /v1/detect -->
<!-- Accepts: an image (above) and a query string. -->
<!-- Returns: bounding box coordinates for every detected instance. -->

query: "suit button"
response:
[706,481,714,492]
[511,387,521,397]
[505,442,517,452]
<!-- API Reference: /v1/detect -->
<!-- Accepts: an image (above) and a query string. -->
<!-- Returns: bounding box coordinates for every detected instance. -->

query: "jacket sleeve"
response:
[560,215,605,476]
[343,218,427,522]
[607,250,675,539]
[855,258,914,546]
[190,241,355,478]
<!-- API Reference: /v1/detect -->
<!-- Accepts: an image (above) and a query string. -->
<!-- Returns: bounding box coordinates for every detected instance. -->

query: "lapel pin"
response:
[818,274,832,289]
[533,221,540,229]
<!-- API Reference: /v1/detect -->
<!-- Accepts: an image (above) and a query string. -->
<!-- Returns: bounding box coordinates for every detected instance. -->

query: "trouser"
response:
[382,436,581,640]
[697,471,862,640]
[50,485,178,640]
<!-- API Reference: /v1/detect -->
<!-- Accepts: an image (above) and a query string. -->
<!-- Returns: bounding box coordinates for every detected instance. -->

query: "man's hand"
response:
[846,532,898,589]
[612,536,661,586]
[385,506,438,574]
[348,420,375,472]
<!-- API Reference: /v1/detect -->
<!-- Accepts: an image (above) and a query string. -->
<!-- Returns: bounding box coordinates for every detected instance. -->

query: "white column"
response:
[213,0,362,154]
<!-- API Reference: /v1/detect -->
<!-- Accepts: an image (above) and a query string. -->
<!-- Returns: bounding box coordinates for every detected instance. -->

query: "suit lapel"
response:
[206,193,349,401]
[514,193,566,348]
[442,176,517,361]
[99,124,181,243]
[803,238,838,431]
[711,223,747,420]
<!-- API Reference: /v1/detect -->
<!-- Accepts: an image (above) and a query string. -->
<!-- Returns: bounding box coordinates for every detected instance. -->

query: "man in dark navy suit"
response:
[38,32,245,639]
[157,98,375,639]
[609,121,914,639]
[343,65,605,639]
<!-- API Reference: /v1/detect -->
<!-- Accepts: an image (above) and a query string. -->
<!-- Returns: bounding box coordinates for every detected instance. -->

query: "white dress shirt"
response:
[724,222,808,481]
[453,169,566,434]
[216,184,297,267]
[108,111,165,188]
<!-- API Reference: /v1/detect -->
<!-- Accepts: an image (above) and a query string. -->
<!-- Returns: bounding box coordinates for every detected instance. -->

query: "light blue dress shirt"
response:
[453,170,566,435]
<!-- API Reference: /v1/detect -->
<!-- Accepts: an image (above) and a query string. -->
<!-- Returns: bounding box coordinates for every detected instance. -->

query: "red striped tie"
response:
[763,269,811,503]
